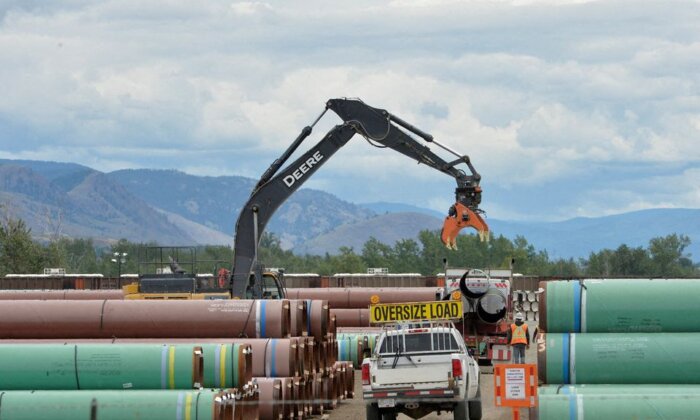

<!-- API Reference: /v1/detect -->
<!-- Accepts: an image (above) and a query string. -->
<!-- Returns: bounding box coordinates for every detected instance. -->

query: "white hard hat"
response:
[514,312,524,321]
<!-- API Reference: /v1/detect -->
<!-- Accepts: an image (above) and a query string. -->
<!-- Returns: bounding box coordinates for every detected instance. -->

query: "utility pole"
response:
[111,252,128,277]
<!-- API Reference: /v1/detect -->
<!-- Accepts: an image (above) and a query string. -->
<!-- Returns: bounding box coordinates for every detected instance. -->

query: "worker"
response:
[507,312,530,364]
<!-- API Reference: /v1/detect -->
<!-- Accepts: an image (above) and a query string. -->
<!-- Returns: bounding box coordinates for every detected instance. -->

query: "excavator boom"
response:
[230,98,488,298]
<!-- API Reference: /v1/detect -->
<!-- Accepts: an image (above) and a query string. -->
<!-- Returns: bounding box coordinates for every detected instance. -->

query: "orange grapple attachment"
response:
[440,202,489,249]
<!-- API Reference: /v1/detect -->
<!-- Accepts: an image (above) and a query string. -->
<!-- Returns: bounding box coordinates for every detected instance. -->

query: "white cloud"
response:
[0,0,698,220]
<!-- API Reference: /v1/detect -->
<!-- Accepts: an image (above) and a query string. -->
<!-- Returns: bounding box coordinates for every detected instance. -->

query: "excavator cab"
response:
[244,271,285,299]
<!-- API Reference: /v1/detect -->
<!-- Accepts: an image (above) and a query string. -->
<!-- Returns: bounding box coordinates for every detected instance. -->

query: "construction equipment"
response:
[232,98,489,299]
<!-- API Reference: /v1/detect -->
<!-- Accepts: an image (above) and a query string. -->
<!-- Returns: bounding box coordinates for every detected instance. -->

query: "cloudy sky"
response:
[0,0,698,221]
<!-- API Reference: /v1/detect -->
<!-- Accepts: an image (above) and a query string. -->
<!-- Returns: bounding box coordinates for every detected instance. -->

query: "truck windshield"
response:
[379,332,460,354]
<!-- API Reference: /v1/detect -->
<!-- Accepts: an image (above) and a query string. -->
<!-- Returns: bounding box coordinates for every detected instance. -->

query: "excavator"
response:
[231,98,489,299]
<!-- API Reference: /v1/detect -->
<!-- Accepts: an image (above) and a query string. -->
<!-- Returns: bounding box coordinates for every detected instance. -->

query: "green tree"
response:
[361,237,393,269]
[333,246,365,273]
[649,234,692,276]
[0,216,42,275]
[390,239,421,273]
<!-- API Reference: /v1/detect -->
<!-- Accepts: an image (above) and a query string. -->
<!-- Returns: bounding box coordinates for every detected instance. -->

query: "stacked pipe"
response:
[0,389,240,419]
[0,289,125,300]
[0,299,291,338]
[512,289,540,322]
[538,279,700,420]
[288,287,442,330]
[336,329,381,367]
[0,296,354,419]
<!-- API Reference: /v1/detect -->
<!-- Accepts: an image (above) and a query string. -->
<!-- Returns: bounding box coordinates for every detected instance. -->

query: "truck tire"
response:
[468,400,482,420]
[382,409,398,420]
[469,387,482,419]
[454,400,469,420]
[366,403,381,420]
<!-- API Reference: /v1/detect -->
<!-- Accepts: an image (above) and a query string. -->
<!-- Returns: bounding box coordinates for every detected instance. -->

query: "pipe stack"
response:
[0,289,125,300]
[0,295,355,419]
[538,279,700,419]
[0,389,240,419]
[0,299,292,338]
[512,289,541,322]
[336,329,381,367]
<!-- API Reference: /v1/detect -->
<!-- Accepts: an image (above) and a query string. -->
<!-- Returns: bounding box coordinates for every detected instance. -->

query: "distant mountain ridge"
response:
[0,160,196,244]
[0,159,697,261]
[107,169,375,249]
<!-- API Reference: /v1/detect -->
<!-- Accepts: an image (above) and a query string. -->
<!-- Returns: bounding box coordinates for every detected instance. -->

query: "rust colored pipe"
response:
[292,376,306,419]
[310,372,325,416]
[0,299,290,338]
[286,288,442,308]
[0,290,124,300]
[304,299,329,340]
[288,299,308,337]
[231,338,299,378]
[302,337,314,376]
[63,290,125,300]
[322,372,337,410]
[255,378,282,420]
[330,308,371,328]
[256,377,294,420]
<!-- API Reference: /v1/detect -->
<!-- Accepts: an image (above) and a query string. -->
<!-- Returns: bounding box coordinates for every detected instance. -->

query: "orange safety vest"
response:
[510,323,528,345]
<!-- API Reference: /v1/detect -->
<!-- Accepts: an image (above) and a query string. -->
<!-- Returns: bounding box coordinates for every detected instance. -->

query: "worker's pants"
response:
[512,344,526,364]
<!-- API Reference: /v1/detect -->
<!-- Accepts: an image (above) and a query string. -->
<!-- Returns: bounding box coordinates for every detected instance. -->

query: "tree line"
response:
[1,213,697,278]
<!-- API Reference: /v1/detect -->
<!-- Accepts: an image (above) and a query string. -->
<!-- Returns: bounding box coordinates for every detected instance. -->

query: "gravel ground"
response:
[329,325,538,420]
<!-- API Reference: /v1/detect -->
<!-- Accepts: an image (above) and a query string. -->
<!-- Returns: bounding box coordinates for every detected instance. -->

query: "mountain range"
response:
[0,159,698,261]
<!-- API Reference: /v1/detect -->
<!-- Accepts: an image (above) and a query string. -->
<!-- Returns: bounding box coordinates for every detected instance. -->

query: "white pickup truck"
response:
[362,322,481,420]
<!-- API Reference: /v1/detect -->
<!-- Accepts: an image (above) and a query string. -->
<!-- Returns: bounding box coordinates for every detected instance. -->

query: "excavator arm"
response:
[231,98,488,298]
[326,99,489,249]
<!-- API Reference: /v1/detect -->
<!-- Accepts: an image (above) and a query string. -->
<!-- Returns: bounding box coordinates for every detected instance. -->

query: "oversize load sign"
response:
[370,300,463,324]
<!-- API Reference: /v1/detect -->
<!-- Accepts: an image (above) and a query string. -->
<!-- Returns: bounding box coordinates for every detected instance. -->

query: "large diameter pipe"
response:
[0,390,224,420]
[310,372,325,416]
[0,290,124,300]
[288,299,309,337]
[0,299,290,338]
[540,279,700,333]
[538,385,700,420]
[0,343,211,390]
[232,338,299,378]
[292,376,307,418]
[255,378,282,420]
[256,377,294,420]
[337,331,379,366]
[305,299,329,340]
[199,343,252,389]
[459,273,489,299]
[287,288,442,308]
[476,290,507,324]
[539,333,700,385]
[330,308,370,328]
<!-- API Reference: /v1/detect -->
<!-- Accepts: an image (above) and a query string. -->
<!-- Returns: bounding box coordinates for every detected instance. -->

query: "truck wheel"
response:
[468,400,482,420]
[382,409,398,420]
[454,400,469,420]
[469,387,482,420]
[366,403,381,420]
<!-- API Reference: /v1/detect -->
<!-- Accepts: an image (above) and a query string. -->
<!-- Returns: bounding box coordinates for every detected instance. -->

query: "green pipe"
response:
[540,333,700,384]
[539,385,700,420]
[0,344,201,390]
[337,333,379,366]
[0,345,77,389]
[200,343,247,388]
[336,336,359,366]
[0,390,218,420]
[542,279,700,333]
